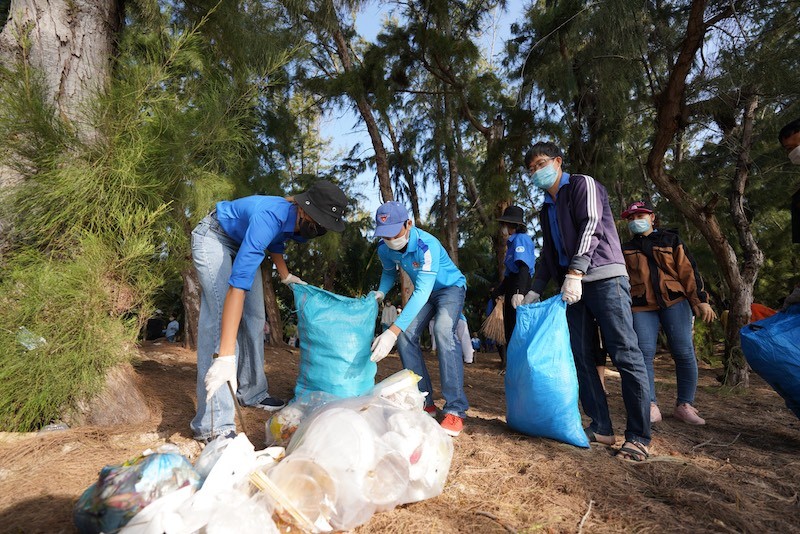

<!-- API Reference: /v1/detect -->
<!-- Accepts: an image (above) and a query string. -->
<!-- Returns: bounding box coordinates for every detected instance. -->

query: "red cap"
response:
[621,201,654,219]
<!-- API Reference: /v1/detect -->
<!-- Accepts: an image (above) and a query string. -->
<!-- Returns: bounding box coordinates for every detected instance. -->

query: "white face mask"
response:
[789,146,800,165]
[384,226,409,250]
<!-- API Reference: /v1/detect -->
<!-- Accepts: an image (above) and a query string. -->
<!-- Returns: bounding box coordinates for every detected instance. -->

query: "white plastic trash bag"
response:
[257,370,453,532]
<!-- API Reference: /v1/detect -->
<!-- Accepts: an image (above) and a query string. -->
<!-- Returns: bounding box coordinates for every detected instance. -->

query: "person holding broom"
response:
[192,180,348,443]
[489,206,536,372]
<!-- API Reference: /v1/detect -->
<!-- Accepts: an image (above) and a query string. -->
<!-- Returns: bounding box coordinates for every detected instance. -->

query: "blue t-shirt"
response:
[543,172,571,268]
[377,227,467,331]
[214,196,306,290]
[503,232,536,276]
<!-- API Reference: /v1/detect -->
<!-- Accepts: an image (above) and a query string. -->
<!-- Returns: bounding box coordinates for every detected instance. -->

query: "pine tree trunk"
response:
[261,259,285,347]
[0,0,122,250]
[181,266,201,351]
[330,25,393,203]
[442,96,459,265]
[0,0,122,137]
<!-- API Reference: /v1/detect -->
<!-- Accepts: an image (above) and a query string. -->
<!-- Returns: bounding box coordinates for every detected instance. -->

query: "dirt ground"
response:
[1,340,799,534]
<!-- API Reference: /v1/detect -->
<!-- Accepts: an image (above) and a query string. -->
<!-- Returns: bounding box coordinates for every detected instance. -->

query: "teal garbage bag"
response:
[741,304,800,419]
[505,295,589,448]
[293,284,379,399]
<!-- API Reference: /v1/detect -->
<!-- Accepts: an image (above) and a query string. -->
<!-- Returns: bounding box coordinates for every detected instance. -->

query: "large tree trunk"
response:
[0,0,122,252]
[261,258,285,347]
[644,0,755,386]
[0,0,122,139]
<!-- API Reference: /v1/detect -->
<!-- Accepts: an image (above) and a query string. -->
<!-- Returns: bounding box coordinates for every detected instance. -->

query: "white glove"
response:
[205,354,236,398]
[374,291,385,302]
[522,291,540,305]
[511,293,524,309]
[561,274,583,304]
[692,302,717,322]
[281,274,307,285]
[370,329,397,363]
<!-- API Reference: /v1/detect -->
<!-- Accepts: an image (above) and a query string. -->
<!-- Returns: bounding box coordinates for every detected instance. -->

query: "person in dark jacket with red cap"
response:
[522,141,651,462]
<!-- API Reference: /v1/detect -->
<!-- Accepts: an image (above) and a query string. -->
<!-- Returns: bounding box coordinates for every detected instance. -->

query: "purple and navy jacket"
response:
[532,173,628,294]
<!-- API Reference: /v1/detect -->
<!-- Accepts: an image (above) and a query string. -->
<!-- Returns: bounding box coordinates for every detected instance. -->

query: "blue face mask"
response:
[532,163,557,189]
[628,219,651,234]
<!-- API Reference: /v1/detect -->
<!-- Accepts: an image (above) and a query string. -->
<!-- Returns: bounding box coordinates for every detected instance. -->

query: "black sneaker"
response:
[195,429,236,445]
[255,396,286,412]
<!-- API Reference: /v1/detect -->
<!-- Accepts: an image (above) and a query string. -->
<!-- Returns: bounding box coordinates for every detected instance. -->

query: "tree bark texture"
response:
[181,265,201,351]
[0,0,122,138]
[644,0,755,385]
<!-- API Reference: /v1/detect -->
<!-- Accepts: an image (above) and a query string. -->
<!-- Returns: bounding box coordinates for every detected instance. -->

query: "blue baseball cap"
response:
[374,201,410,238]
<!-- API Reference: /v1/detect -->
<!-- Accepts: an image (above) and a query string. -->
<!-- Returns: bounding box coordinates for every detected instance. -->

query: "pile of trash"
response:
[74,370,453,533]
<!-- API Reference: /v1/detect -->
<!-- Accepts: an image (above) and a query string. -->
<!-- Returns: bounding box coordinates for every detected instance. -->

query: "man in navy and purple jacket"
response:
[521,141,652,462]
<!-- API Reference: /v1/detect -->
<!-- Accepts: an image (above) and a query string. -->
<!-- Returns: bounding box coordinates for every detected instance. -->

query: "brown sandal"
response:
[616,440,650,462]
[584,427,615,446]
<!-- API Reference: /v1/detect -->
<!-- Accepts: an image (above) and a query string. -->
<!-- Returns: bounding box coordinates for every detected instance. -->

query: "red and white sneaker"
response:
[440,414,464,437]
[423,405,437,418]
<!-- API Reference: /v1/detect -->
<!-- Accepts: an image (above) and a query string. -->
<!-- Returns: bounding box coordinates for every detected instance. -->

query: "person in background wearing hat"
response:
[369,201,469,437]
[192,180,348,443]
[490,205,536,372]
[522,141,651,462]
[621,201,716,425]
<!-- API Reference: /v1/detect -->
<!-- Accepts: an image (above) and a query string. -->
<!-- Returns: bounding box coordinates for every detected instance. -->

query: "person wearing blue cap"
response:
[370,201,469,437]
[490,205,536,371]
[191,180,347,443]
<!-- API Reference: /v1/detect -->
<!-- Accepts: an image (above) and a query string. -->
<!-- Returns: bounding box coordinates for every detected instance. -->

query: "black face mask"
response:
[299,218,326,239]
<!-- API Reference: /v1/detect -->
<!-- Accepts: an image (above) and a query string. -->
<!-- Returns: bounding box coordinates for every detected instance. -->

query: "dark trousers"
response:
[566,276,651,445]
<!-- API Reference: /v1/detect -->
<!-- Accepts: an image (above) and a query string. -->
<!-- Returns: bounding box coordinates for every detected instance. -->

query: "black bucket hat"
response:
[294,180,347,232]
[497,205,525,226]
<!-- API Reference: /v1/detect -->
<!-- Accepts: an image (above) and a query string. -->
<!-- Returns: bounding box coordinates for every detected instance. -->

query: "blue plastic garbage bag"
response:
[505,295,589,448]
[73,450,200,533]
[293,284,379,399]
[740,304,800,419]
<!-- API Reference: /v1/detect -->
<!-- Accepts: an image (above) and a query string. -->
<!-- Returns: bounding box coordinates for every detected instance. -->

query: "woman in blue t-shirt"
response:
[491,206,536,371]
[191,180,347,443]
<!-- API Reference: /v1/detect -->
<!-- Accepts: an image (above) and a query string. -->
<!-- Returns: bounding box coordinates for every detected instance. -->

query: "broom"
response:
[480,296,506,345]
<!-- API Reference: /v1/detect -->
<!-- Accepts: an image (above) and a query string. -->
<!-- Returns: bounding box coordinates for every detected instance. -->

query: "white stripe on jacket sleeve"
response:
[576,175,599,256]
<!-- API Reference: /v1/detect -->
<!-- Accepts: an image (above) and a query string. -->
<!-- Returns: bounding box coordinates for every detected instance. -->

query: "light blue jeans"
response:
[397,285,469,418]
[632,299,698,406]
[189,214,269,440]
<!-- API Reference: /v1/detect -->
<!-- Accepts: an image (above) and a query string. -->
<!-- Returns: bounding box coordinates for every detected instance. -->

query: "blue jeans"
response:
[397,285,469,418]
[632,299,698,406]
[566,276,651,445]
[189,214,269,440]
